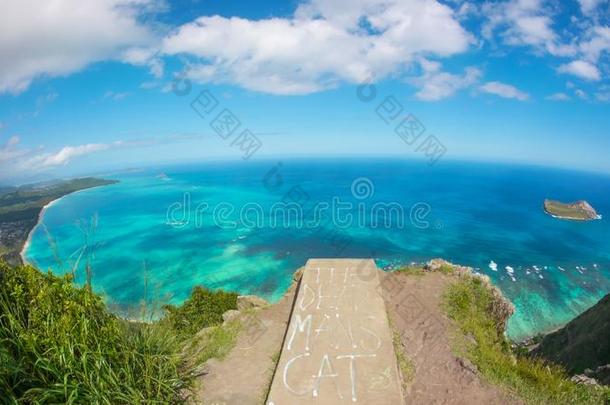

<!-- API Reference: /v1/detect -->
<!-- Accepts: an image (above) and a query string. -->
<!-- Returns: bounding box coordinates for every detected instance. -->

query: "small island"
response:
[543,199,601,221]
[0,177,118,265]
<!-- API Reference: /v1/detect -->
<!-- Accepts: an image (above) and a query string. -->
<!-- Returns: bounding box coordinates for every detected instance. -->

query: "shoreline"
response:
[19,196,63,264]
[18,182,117,264]
[545,211,603,221]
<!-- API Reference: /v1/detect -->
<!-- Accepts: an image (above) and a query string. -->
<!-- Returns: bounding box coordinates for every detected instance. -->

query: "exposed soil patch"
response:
[191,267,523,404]
[189,284,297,405]
[381,270,522,404]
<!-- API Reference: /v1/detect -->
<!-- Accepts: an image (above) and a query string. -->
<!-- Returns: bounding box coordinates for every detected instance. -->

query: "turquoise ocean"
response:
[24,159,610,340]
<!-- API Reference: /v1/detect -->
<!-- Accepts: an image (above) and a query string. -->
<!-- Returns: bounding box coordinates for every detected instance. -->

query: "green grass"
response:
[443,276,610,405]
[438,263,455,274]
[262,350,282,403]
[185,320,241,366]
[0,262,188,403]
[0,261,241,404]
[392,328,415,389]
[543,200,594,220]
[163,286,238,338]
[396,265,425,276]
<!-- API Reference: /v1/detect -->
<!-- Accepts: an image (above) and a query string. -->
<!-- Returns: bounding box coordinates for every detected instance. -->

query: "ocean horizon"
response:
[24,158,610,341]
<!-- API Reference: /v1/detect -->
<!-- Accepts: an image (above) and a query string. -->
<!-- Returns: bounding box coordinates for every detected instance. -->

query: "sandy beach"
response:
[18,183,115,264]
[19,197,63,263]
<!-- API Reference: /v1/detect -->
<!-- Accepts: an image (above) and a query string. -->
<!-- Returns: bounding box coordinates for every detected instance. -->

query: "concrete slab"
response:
[266,259,404,405]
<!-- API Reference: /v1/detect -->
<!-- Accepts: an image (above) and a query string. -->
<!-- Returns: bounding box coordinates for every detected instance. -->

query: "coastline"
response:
[545,211,603,221]
[19,197,63,264]
[18,182,117,264]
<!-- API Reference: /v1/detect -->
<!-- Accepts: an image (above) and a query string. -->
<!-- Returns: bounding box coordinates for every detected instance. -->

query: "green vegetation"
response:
[532,294,610,375]
[163,286,238,338]
[0,261,239,403]
[396,265,425,276]
[261,350,282,403]
[0,177,118,265]
[543,199,599,221]
[392,327,415,389]
[443,276,610,404]
[396,262,454,276]
[0,177,117,221]
[182,319,241,367]
[438,263,455,274]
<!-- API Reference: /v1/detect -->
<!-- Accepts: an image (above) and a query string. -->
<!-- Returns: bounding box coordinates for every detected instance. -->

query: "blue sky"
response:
[1,0,610,184]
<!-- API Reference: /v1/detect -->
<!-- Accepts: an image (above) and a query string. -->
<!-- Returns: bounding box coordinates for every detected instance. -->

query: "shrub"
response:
[0,262,189,404]
[163,286,238,338]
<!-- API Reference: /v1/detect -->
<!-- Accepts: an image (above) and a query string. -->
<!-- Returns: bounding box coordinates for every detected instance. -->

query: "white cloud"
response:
[0,0,159,94]
[479,81,530,100]
[6,136,19,147]
[558,60,601,81]
[594,84,610,102]
[482,0,576,57]
[0,136,33,168]
[479,82,529,101]
[596,92,610,102]
[575,88,589,99]
[578,0,604,15]
[40,144,110,167]
[102,91,131,101]
[162,0,473,95]
[580,26,610,63]
[0,136,113,177]
[480,1,610,84]
[546,92,571,101]
[121,47,164,78]
[412,60,481,101]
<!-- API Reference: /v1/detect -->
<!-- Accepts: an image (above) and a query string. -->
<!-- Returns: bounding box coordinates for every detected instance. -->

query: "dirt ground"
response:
[189,284,297,405]
[381,271,522,405]
[191,269,522,405]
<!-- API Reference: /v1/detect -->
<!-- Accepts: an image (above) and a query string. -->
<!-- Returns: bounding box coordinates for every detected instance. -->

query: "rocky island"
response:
[0,177,118,265]
[543,199,601,221]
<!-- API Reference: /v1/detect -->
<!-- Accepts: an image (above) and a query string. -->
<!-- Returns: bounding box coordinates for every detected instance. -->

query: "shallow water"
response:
[25,159,610,340]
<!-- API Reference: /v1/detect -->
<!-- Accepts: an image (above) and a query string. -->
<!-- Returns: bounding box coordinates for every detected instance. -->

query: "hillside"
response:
[192,259,610,404]
[0,261,239,403]
[532,294,610,378]
[1,259,609,404]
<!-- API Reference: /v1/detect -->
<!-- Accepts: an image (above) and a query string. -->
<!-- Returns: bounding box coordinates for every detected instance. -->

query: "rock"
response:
[423,258,515,334]
[293,267,304,282]
[584,364,610,386]
[543,199,599,220]
[424,258,447,271]
[190,364,209,378]
[457,357,478,374]
[424,258,472,277]
[222,309,240,323]
[486,283,515,334]
[237,295,269,311]
[570,374,599,386]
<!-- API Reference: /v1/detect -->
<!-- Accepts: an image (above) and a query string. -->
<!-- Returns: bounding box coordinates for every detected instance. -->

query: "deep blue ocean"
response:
[25,159,610,340]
